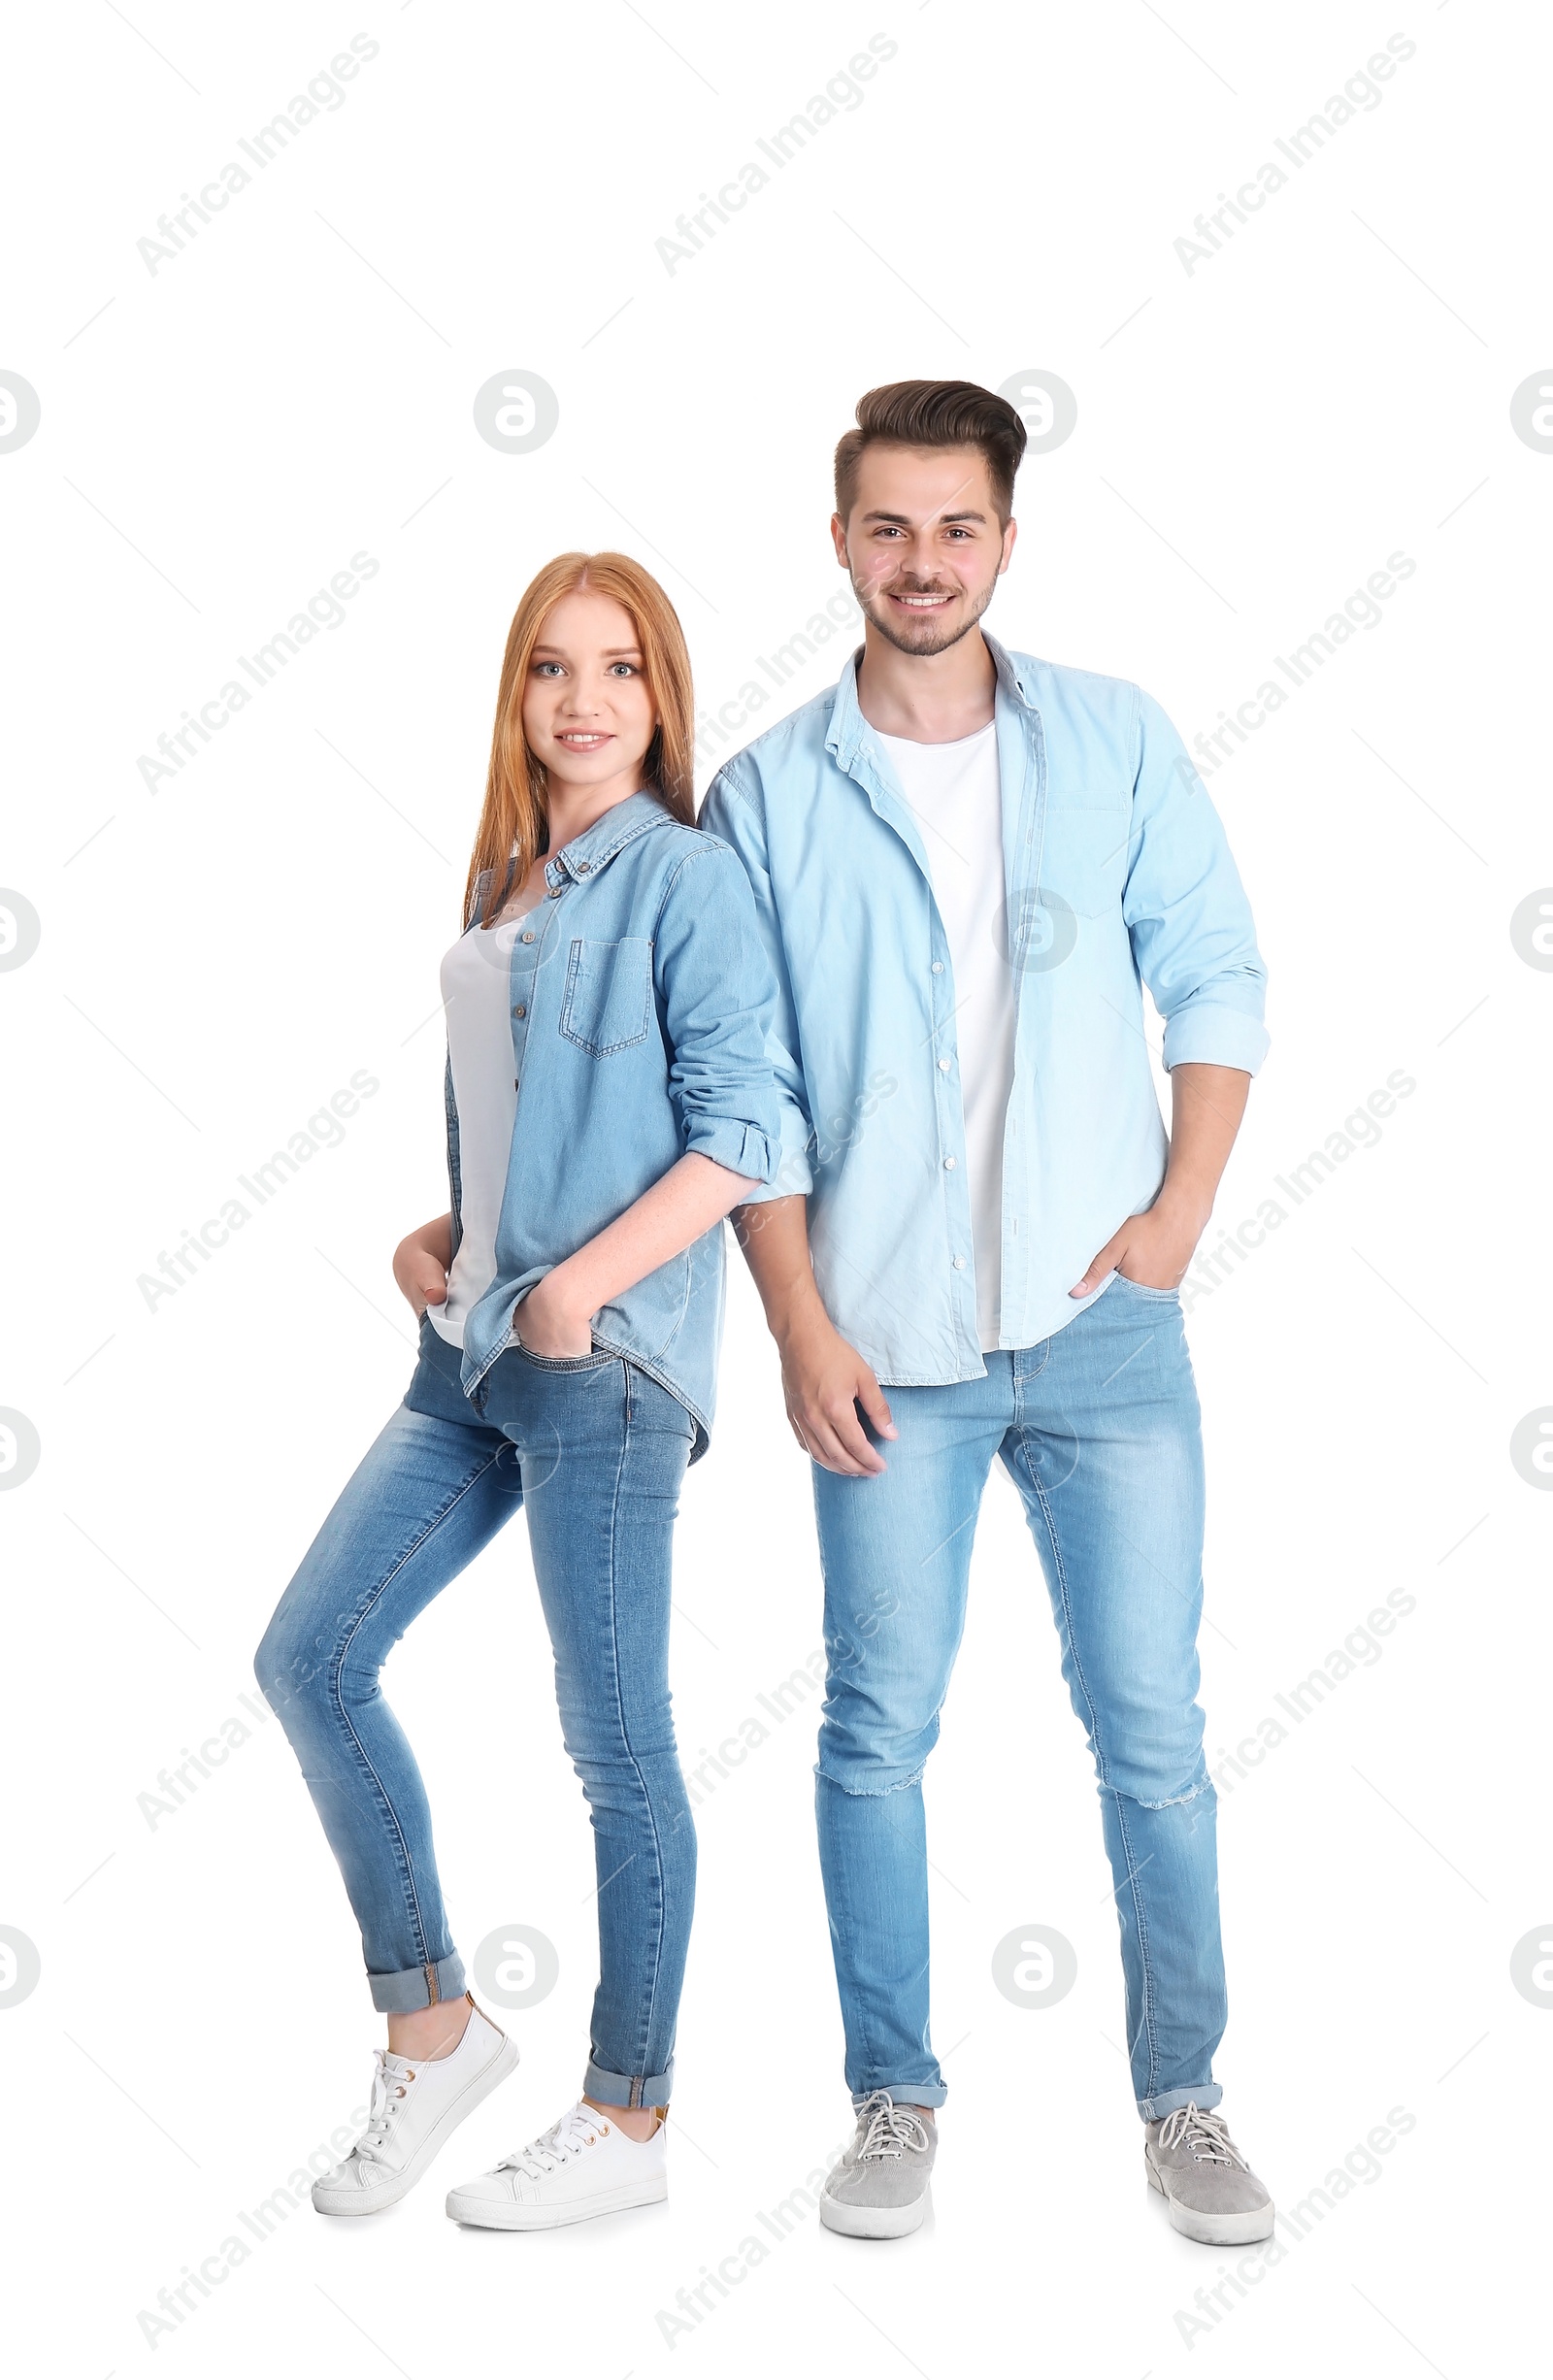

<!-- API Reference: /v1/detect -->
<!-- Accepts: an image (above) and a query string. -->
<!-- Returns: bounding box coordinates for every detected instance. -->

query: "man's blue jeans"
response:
[255,1320,696,2108]
[811,1274,1227,2122]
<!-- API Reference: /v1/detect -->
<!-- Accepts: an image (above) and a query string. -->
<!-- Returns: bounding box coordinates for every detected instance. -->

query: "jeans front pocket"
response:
[511,1339,615,1371]
[559,937,654,1056]
[1110,1271,1179,1302]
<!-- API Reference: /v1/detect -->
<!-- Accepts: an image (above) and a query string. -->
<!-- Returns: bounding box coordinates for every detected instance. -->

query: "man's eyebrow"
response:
[859,507,989,525]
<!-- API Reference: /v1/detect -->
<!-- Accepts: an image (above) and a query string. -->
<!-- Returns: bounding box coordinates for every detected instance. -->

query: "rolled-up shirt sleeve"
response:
[654,838,782,1184]
[699,767,816,1201]
[1123,689,1271,1075]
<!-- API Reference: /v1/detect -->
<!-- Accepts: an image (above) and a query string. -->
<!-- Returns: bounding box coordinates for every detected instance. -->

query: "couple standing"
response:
[256,379,1274,2246]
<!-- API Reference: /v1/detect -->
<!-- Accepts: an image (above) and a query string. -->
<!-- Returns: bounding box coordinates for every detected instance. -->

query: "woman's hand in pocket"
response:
[393,1214,453,1315]
[515,1269,595,1358]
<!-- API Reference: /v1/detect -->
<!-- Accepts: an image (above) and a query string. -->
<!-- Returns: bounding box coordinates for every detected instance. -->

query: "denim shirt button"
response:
[931,960,944,975]
[514,1004,526,1018]
[942,1155,956,1170]
[938,1057,950,1072]
[521,931,535,943]
[952,1256,967,1270]
[577,860,591,874]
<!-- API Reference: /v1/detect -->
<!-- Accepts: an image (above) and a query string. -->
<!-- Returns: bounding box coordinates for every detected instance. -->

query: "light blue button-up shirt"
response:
[700,635,1269,1385]
[448,791,781,1451]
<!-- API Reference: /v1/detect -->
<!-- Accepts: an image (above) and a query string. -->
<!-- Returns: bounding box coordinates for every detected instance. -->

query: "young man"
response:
[701,380,1273,2245]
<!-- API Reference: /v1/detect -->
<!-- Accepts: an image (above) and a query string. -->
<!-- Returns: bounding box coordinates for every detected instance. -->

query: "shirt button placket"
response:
[511,910,545,1093]
[933,945,972,1323]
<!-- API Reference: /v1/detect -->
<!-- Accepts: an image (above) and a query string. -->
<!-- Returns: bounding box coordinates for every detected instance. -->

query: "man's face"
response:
[832,444,1016,657]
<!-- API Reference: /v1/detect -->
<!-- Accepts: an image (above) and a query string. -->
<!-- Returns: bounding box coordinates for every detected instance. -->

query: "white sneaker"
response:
[312,2000,518,2216]
[446,2100,668,2231]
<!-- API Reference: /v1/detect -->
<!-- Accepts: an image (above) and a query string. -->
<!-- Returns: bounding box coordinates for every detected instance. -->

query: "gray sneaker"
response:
[1144,2103,1273,2244]
[819,2093,936,2239]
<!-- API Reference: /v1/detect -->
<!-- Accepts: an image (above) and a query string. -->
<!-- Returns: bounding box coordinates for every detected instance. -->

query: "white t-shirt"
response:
[875,720,1014,1352]
[425,889,543,1349]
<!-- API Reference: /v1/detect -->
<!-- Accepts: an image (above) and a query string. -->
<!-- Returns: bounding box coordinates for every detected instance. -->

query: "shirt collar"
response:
[824,629,1036,765]
[544,788,672,889]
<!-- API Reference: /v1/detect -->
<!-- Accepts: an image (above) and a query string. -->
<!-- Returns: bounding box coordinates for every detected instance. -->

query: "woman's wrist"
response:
[534,1256,596,1323]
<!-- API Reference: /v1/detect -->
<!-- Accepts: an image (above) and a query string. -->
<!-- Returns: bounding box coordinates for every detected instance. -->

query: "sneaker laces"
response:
[1157,2103,1249,2168]
[499,2103,607,2180]
[854,2091,931,2162]
[349,2050,419,2165]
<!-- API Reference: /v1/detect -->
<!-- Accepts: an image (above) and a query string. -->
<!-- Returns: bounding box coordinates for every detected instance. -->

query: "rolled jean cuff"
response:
[584,2056,675,2109]
[369,1952,467,2013]
[1138,2081,1221,2122]
[852,2082,947,2111]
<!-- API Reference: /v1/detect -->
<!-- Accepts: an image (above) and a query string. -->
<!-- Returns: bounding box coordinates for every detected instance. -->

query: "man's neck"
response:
[854,623,997,744]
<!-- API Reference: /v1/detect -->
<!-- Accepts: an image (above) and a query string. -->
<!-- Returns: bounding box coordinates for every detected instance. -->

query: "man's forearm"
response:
[730,1194,824,1346]
[1158,1063,1251,1225]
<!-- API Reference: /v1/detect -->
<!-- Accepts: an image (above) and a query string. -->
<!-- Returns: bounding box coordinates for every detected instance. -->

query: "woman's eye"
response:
[535,661,563,678]
[610,662,638,677]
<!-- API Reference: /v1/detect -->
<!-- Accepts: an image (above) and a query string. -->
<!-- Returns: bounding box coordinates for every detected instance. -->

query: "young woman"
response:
[255,552,779,2230]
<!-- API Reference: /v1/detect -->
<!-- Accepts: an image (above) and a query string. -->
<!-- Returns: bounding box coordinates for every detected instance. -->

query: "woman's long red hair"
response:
[463,551,696,928]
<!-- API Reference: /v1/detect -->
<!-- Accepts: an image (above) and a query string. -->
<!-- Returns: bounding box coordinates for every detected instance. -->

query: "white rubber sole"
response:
[1145,2157,1274,2245]
[312,2030,520,2217]
[446,2172,667,2231]
[818,2186,929,2240]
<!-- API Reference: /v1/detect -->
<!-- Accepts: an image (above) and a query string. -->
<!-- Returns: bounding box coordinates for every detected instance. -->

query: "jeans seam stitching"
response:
[1111,1787,1160,2099]
[1025,1440,1160,2099]
[331,1447,509,1983]
[601,1379,670,2089]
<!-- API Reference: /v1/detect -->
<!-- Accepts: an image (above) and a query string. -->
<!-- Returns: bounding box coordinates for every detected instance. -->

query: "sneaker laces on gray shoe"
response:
[1147,2101,1273,2245]
[854,2091,932,2164]
[1156,2103,1249,2170]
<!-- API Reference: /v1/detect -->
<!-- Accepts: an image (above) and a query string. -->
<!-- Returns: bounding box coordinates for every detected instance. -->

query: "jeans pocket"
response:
[512,1339,614,1371]
[559,937,653,1056]
[1111,1272,1179,1302]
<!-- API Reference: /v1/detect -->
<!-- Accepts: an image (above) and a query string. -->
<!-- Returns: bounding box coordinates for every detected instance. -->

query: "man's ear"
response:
[998,515,1018,576]
[830,511,849,567]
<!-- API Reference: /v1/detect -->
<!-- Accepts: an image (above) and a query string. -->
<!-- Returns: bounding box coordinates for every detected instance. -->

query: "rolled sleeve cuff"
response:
[726,1099,813,1204]
[682,1113,779,1185]
[1161,1003,1270,1076]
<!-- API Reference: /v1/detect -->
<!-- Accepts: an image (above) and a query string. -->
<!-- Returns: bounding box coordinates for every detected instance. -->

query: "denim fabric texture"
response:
[257,1320,697,2106]
[701,638,1269,1384]
[811,1275,1227,2121]
[448,790,782,1451]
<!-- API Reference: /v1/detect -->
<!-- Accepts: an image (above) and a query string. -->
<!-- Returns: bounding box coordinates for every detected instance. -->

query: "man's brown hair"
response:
[834,380,1028,524]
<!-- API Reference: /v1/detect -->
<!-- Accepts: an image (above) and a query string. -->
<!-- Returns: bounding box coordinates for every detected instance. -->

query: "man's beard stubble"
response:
[849,567,998,658]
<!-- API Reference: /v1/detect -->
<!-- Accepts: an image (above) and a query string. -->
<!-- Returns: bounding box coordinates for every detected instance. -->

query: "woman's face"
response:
[521,587,658,799]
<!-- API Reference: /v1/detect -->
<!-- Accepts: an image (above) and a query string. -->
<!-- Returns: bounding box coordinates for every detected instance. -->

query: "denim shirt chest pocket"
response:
[1040,806,1128,919]
[559,935,655,1056]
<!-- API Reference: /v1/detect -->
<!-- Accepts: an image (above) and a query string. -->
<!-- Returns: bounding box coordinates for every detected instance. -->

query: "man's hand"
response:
[514,1267,595,1359]
[778,1298,897,1476]
[393,1215,452,1315]
[1071,1196,1207,1297]
[1073,1064,1251,1298]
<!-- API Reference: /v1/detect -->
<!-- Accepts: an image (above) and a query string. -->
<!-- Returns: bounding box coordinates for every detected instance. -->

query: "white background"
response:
[3,2,1549,2371]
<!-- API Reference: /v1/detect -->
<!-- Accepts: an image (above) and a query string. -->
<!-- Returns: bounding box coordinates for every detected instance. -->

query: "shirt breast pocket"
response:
[559,937,654,1057]
[1037,806,1129,920]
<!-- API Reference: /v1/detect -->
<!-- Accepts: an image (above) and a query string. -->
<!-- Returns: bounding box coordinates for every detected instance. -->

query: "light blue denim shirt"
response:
[700,635,1269,1385]
[447,790,780,1452]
